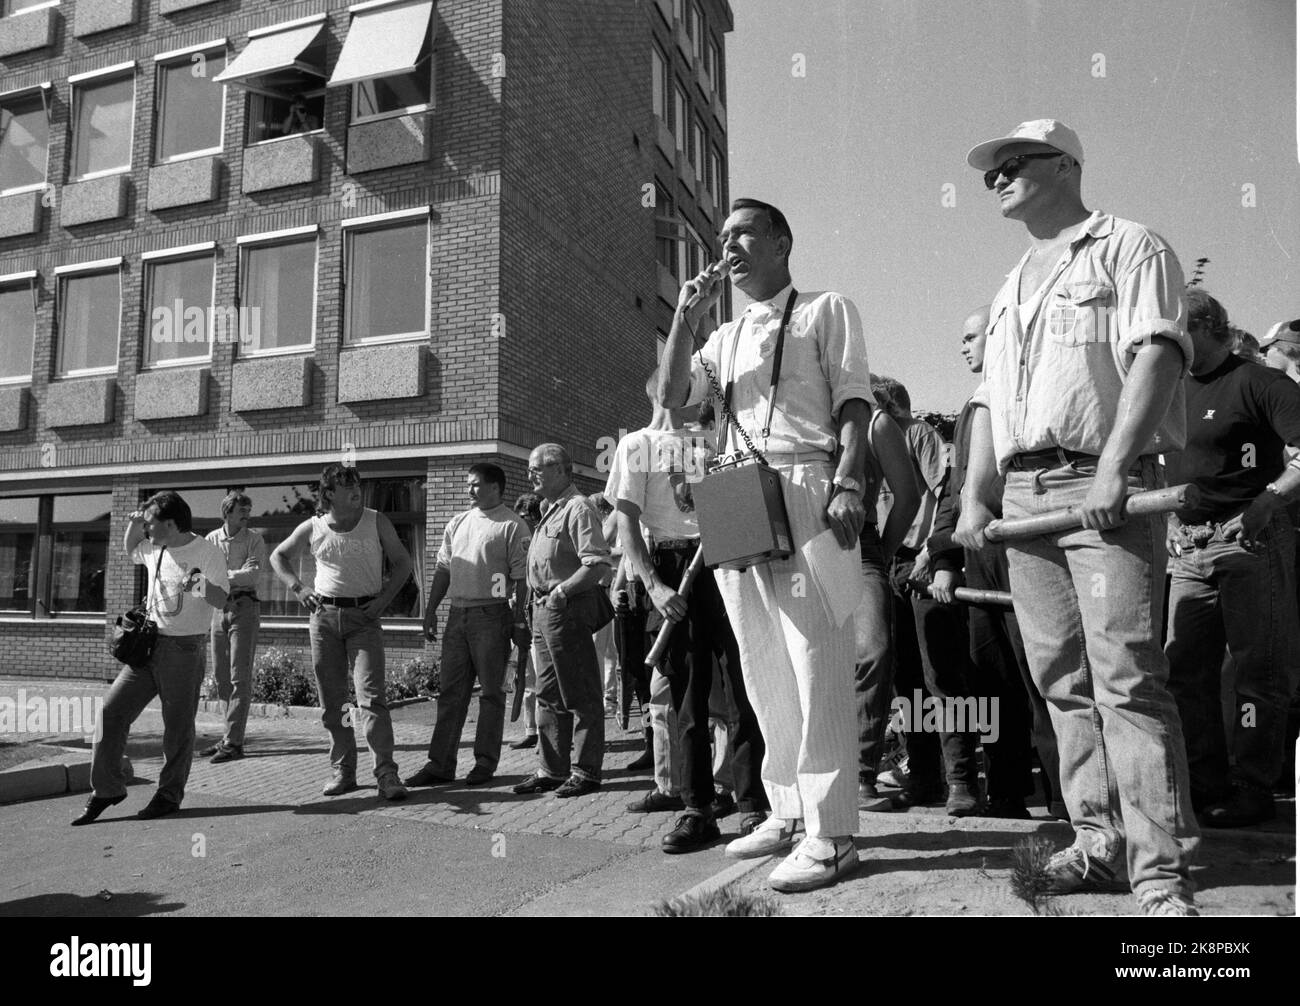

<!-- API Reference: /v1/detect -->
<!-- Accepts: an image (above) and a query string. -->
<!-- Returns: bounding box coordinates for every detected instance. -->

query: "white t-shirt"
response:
[132,537,229,636]
[605,427,712,541]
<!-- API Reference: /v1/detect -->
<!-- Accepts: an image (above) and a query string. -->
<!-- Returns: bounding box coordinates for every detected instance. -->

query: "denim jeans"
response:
[309,606,396,779]
[853,524,894,784]
[427,603,513,776]
[532,591,605,781]
[210,594,260,747]
[648,667,682,796]
[91,634,206,804]
[1166,512,1300,802]
[1003,458,1198,896]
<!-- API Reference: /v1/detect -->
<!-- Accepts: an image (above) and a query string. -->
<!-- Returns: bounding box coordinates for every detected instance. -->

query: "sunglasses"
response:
[983,152,1062,190]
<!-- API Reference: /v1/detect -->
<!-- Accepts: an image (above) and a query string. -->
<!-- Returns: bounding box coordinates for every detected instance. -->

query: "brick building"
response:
[0,0,733,679]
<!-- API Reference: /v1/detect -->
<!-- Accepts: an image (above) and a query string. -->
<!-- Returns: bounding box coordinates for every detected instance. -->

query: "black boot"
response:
[627,728,654,771]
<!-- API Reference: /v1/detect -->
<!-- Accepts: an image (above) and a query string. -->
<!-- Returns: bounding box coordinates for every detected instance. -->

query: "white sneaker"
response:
[724,816,800,859]
[768,836,859,893]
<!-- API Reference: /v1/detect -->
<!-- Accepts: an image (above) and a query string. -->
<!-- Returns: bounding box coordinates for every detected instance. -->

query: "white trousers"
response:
[713,461,859,837]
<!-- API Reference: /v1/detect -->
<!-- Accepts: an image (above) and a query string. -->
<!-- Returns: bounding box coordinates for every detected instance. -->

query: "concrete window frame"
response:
[140,241,218,370]
[0,269,38,385]
[53,257,123,379]
[340,206,430,347]
[152,39,228,166]
[0,83,52,196]
[235,224,320,359]
[68,62,137,182]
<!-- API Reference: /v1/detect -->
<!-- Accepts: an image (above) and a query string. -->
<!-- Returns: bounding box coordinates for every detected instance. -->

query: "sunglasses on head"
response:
[983,151,1063,190]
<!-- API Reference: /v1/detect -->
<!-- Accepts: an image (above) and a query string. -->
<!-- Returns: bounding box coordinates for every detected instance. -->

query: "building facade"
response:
[0,0,732,679]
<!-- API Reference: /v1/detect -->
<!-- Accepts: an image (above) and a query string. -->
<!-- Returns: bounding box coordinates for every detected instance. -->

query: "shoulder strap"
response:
[143,545,167,615]
[719,288,799,452]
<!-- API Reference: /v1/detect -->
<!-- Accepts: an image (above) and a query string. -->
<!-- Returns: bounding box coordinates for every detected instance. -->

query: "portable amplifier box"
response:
[693,461,794,570]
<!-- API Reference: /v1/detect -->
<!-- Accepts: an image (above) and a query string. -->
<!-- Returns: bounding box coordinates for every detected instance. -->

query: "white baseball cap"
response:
[1260,319,1300,350]
[967,119,1085,171]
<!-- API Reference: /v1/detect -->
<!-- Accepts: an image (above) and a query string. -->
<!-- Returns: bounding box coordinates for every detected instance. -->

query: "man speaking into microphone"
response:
[659,198,873,893]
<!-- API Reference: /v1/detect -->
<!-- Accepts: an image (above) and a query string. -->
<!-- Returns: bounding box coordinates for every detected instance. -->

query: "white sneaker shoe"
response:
[768,836,859,893]
[724,816,800,859]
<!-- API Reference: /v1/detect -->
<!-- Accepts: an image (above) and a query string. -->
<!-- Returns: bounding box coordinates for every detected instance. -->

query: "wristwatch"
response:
[832,475,864,494]
[552,584,568,605]
[1265,482,1292,502]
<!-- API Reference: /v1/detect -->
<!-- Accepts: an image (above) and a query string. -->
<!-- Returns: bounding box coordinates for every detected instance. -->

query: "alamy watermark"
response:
[150,303,263,351]
[0,689,104,741]
[890,689,1000,743]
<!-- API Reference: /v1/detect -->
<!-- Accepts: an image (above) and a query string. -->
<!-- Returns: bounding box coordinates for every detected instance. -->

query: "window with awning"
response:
[328,0,436,123]
[214,16,327,144]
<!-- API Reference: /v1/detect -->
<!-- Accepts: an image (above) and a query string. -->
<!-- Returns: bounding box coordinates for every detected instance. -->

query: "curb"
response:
[670,854,774,906]
[0,754,134,805]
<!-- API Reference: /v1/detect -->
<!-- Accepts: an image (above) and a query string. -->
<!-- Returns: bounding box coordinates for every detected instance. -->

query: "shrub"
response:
[251,647,317,707]
[653,887,780,917]
[388,657,438,703]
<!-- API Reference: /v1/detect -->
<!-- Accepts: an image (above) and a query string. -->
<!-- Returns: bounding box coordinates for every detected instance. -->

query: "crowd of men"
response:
[71,118,1299,918]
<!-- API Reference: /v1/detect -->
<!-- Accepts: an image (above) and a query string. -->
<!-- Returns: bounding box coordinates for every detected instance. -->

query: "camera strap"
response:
[718,288,798,460]
[142,546,167,618]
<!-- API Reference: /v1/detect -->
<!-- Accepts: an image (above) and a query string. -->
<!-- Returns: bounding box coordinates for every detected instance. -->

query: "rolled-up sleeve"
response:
[507,521,530,579]
[818,293,873,417]
[567,501,612,568]
[1116,246,1193,375]
[685,326,725,408]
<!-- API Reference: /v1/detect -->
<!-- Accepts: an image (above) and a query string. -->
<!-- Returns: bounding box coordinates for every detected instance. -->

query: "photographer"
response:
[73,492,228,826]
[279,93,320,135]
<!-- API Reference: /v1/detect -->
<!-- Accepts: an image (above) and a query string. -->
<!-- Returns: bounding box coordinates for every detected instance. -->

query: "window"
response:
[0,492,109,616]
[0,88,49,194]
[239,230,317,355]
[0,496,37,612]
[214,17,328,146]
[0,274,36,383]
[677,223,706,287]
[154,46,227,163]
[144,248,215,367]
[710,38,723,99]
[343,213,428,344]
[654,182,675,274]
[70,70,135,180]
[51,494,110,613]
[139,477,425,619]
[328,0,436,124]
[673,83,687,153]
[701,32,713,88]
[689,4,704,63]
[56,264,120,377]
[651,44,667,124]
[709,144,724,202]
[691,118,704,184]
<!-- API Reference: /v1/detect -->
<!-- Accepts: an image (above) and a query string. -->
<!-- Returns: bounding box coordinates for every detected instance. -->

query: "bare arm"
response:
[659,264,727,408]
[871,413,920,559]
[270,519,317,610]
[123,511,147,558]
[954,405,997,550]
[365,512,413,617]
[616,503,685,622]
[826,398,871,548]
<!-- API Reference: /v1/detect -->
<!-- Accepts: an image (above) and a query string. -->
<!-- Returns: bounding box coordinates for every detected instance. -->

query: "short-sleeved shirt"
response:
[436,504,531,606]
[684,284,872,456]
[205,525,269,592]
[972,211,1193,473]
[133,537,229,636]
[900,417,947,550]
[605,426,713,541]
[1172,353,1300,523]
[527,485,612,592]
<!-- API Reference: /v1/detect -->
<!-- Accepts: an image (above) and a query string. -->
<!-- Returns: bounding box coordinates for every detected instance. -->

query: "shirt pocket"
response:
[1044,280,1113,347]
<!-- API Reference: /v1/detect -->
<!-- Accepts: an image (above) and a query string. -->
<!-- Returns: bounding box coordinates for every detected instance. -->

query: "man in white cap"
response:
[954,119,1200,916]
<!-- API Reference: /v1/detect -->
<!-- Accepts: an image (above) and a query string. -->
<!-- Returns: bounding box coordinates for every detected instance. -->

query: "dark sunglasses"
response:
[983,152,1062,190]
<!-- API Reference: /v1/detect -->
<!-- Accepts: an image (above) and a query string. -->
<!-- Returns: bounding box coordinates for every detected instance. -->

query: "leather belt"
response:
[1007,447,1094,471]
[315,594,375,608]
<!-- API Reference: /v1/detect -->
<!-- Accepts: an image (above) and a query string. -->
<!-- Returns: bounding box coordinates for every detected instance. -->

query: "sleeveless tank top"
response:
[309,508,383,596]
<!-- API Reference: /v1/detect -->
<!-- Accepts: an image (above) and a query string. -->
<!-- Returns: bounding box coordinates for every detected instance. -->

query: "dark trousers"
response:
[649,547,767,814]
[855,525,894,784]
[533,591,605,782]
[965,542,1061,803]
[890,552,979,788]
[427,603,512,776]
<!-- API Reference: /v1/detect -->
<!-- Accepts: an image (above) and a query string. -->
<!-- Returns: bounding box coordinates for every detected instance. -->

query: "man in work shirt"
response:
[955,119,1199,916]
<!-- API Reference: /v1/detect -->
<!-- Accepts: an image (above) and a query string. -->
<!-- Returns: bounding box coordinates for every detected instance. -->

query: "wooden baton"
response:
[644,545,705,668]
[907,579,1014,607]
[984,484,1199,542]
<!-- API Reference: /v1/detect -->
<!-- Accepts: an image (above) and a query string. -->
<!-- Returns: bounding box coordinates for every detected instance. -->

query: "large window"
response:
[651,43,668,124]
[343,213,428,344]
[654,182,675,274]
[70,70,135,180]
[691,117,704,184]
[0,496,36,612]
[154,46,227,163]
[239,231,317,355]
[353,32,432,122]
[709,144,724,202]
[331,1,436,124]
[0,493,109,615]
[0,88,49,195]
[144,248,215,367]
[139,477,425,619]
[710,38,723,100]
[689,3,704,63]
[0,274,36,383]
[56,264,120,377]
